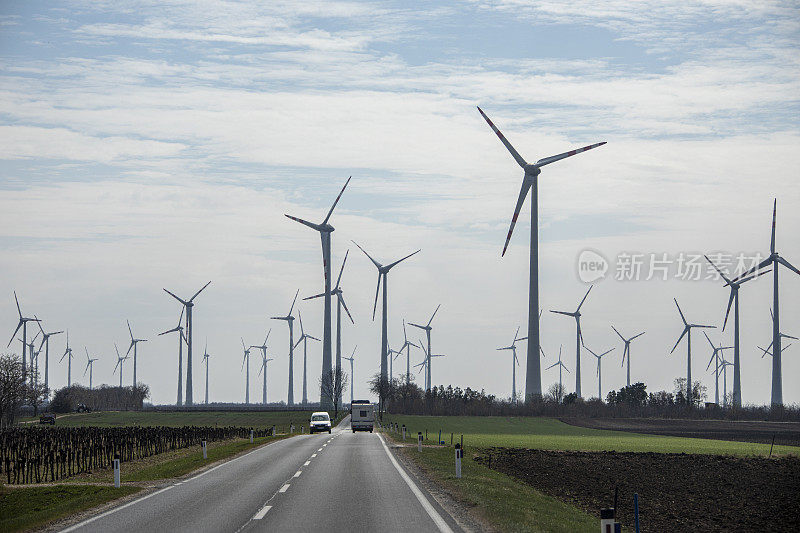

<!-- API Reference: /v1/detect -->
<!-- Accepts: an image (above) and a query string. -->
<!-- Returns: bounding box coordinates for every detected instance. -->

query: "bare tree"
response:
[545,382,565,404]
[0,353,26,427]
[319,366,348,419]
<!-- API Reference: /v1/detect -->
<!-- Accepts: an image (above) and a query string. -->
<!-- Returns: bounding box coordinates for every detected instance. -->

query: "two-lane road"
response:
[63,418,461,533]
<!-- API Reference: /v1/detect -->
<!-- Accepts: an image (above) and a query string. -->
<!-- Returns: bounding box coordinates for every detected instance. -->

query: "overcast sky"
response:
[1,1,799,406]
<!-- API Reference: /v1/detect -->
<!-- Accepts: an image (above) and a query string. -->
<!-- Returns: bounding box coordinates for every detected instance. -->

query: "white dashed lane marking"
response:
[253,505,272,520]
[279,484,290,493]
[293,471,302,478]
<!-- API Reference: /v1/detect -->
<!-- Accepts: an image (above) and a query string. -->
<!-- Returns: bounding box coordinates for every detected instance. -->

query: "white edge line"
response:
[60,485,174,533]
[253,505,272,520]
[60,434,293,532]
[377,434,454,533]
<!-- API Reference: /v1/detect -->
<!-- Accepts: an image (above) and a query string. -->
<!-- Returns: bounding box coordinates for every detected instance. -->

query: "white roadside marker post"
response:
[250,429,254,443]
[202,440,207,459]
[454,443,462,478]
[113,454,120,488]
[402,425,406,440]
[418,432,423,452]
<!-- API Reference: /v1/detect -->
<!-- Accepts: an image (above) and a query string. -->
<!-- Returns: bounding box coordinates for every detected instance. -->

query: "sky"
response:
[1,0,799,406]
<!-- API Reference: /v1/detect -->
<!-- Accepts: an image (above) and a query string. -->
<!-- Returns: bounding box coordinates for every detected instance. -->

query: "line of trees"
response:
[372,373,800,421]
[1,354,48,426]
[50,383,150,413]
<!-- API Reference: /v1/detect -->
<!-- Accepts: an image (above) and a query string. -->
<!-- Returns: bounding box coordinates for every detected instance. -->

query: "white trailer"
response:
[350,400,374,432]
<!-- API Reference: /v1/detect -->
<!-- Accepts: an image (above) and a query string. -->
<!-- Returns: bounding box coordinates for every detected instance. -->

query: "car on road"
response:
[309,412,332,433]
[350,400,374,432]
[39,413,56,425]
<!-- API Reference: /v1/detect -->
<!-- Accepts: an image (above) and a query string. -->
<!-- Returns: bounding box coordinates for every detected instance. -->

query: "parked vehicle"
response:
[350,400,374,432]
[309,412,332,433]
[39,414,56,425]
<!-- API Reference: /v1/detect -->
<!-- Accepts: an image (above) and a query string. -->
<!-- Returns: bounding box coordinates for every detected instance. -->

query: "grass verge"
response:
[36,410,317,429]
[384,431,597,533]
[0,484,140,532]
[384,415,800,456]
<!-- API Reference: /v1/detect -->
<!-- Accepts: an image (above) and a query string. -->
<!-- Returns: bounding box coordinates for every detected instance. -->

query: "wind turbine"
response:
[705,255,768,408]
[202,340,210,405]
[757,311,797,362]
[583,344,614,401]
[611,326,645,387]
[717,358,733,408]
[113,344,128,388]
[23,332,40,386]
[496,327,528,403]
[158,307,186,406]
[271,289,299,406]
[703,332,732,406]
[293,313,320,406]
[60,330,74,388]
[733,199,800,406]
[35,318,63,394]
[418,338,445,389]
[241,338,251,404]
[251,329,273,405]
[670,298,715,405]
[306,249,355,409]
[545,345,569,394]
[126,320,147,387]
[83,348,98,390]
[258,355,274,405]
[353,241,420,398]
[343,346,356,405]
[163,281,211,405]
[7,291,40,381]
[399,320,418,386]
[409,304,441,392]
[285,176,351,410]
[478,107,606,400]
[550,286,592,398]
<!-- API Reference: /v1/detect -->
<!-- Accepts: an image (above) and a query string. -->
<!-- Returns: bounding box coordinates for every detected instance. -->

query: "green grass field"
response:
[41,410,317,429]
[384,415,800,456]
[0,485,141,532]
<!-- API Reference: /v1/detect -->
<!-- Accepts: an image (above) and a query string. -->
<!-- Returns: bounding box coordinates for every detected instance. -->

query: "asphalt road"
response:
[62,417,461,533]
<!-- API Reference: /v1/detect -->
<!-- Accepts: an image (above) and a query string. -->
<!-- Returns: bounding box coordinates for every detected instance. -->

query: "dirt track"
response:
[476,447,800,532]
[561,417,800,446]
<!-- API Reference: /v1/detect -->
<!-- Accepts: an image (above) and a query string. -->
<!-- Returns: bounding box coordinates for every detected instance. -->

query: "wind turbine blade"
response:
[128,320,134,340]
[535,142,607,167]
[334,249,349,290]
[576,285,593,312]
[303,292,327,301]
[513,326,520,343]
[163,288,188,306]
[733,258,773,283]
[670,328,688,353]
[722,289,735,331]
[386,249,421,270]
[427,304,441,327]
[241,338,246,350]
[783,333,799,340]
[264,328,271,345]
[288,289,299,316]
[706,352,716,371]
[352,240,381,269]
[476,107,527,168]
[502,179,532,257]
[703,331,715,350]
[770,198,776,254]
[674,298,688,326]
[13,291,22,319]
[308,335,321,342]
[298,311,305,336]
[7,321,22,348]
[293,338,303,350]
[620,345,628,367]
[285,214,321,231]
[611,325,625,342]
[322,176,351,225]
[189,280,212,302]
[550,310,574,317]
[600,348,614,357]
[545,361,559,370]
[339,295,355,324]
[408,322,425,329]
[704,255,732,285]
[777,256,800,276]
[372,272,381,321]
[630,331,645,341]
[37,316,46,336]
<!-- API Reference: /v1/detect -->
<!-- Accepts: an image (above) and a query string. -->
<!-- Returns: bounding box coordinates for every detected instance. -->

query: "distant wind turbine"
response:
[258,355,274,404]
[478,107,606,400]
[353,240,420,396]
[163,280,211,405]
[113,343,128,388]
[703,332,732,406]
[126,320,147,387]
[409,304,441,392]
[7,291,40,381]
[158,307,186,406]
[251,329,273,405]
[417,338,445,389]
[583,344,614,400]
[670,298,715,405]
[611,325,645,387]
[60,330,74,388]
[285,176,351,410]
[343,345,356,405]
[293,313,320,405]
[399,320,418,386]
[545,345,569,394]
[36,318,63,394]
[202,340,210,405]
[271,289,300,406]
[551,286,592,398]
[705,254,768,408]
[83,348,98,390]
[496,327,528,403]
[241,338,251,404]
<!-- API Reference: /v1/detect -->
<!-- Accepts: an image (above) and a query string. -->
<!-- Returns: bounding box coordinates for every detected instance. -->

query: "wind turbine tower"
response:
[250,329,272,404]
[285,177,351,410]
[496,327,528,403]
[258,356,274,405]
[83,348,98,390]
[113,344,128,388]
[36,319,63,394]
[343,346,356,406]
[478,107,606,400]
[409,304,441,391]
[60,331,74,388]
[202,340,210,405]
[158,307,186,406]
[241,338,251,404]
[271,290,299,406]
[163,281,211,405]
[293,313,319,406]
[551,286,592,398]
[126,320,147,386]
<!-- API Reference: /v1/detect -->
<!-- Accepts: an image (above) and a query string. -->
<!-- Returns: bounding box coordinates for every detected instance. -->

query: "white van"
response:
[350,400,374,432]
[310,412,332,433]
